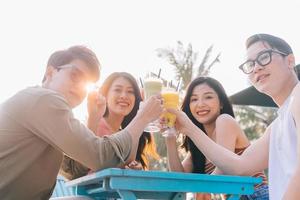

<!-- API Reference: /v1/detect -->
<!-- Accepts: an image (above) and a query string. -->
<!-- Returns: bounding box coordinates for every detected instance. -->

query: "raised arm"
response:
[169,108,269,176]
[27,93,163,172]
[165,134,193,173]
[61,90,107,179]
[283,83,300,199]
[86,90,106,133]
[165,135,183,171]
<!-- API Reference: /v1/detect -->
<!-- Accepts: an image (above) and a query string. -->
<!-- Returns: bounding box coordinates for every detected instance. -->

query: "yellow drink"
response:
[162,90,179,128]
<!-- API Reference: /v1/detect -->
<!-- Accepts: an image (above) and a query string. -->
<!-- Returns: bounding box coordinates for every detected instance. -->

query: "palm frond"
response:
[197,45,213,76]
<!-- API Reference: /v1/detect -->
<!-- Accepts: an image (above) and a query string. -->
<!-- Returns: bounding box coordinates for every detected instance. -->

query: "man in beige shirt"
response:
[0,46,163,200]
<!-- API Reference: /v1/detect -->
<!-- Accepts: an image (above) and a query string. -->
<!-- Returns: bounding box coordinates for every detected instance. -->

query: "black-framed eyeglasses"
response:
[239,49,288,74]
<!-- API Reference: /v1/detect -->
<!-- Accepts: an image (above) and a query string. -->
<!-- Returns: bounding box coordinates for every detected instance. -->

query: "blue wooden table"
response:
[65,168,261,200]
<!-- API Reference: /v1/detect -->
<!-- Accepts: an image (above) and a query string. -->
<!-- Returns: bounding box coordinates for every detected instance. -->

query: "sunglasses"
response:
[56,64,88,85]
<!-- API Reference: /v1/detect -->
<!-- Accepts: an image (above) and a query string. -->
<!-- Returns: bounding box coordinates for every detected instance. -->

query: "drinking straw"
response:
[139,77,144,88]
[176,78,182,91]
[157,68,161,78]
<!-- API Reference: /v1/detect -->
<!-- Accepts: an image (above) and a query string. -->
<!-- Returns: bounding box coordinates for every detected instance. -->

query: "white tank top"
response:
[269,95,297,200]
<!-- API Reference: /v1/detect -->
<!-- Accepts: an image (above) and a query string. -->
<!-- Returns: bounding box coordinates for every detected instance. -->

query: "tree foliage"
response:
[234,105,277,140]
[156,41,220,90]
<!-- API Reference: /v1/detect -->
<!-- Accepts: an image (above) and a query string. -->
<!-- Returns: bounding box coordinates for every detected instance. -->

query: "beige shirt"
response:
[0,86,132,200]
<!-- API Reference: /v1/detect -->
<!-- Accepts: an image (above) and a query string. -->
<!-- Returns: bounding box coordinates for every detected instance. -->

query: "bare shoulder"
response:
[216,114,238,126]
[215,114,242,136]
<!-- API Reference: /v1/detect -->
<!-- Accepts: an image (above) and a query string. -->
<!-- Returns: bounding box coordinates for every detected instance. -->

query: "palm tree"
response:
[156,41,221,89]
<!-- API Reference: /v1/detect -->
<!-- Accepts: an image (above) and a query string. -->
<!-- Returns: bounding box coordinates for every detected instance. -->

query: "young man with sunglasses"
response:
[0,46,163,200]
[169,34,300,199]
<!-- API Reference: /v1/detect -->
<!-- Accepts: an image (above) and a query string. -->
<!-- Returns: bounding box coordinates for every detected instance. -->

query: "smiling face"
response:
[189,83,222,125]
[44,59,95,108]
[106,77,136,117]
[247,41,293,97]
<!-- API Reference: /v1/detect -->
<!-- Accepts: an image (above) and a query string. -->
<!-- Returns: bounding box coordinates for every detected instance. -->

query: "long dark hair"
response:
[100,72,159,169]
[181,76,234,173]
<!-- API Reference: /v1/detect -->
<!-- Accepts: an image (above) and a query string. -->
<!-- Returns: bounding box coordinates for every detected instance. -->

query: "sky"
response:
[0,0,299,120]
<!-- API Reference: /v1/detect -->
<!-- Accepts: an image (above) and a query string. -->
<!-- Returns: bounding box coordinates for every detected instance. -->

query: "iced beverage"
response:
[144,78,163,99]
[162,90,179,128]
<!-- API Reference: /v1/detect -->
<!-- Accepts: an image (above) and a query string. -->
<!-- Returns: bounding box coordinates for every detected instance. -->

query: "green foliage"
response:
[233,105,277,140]
[156,41,220,90]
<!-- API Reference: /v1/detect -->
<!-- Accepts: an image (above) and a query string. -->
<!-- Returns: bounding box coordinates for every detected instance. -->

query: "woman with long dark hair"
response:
[61,72,159,179]
[96,72,159,169]
[165,76,268,200]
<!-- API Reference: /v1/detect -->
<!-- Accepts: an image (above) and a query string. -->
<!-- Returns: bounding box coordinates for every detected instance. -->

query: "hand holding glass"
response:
[161,89,179,137]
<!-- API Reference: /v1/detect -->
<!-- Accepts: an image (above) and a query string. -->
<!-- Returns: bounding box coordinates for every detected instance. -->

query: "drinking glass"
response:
[161,88,179,137]
[142,74,163,133]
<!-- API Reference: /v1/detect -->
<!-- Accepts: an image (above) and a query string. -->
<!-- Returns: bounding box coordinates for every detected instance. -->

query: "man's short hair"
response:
[246,33,293,55]
[43,45,101,82]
